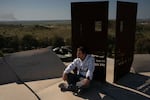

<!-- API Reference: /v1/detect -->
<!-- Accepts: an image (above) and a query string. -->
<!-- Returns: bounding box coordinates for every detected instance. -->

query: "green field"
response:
[0,20,71,41]
[0,20,150,56]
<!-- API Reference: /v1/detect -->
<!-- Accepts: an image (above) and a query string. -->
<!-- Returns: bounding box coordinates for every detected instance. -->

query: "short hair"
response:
[77,46,87,54]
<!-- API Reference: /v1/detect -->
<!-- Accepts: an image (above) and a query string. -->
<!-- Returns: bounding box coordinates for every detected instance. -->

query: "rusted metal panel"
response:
[71,1,108,81]
[114,1,137,82]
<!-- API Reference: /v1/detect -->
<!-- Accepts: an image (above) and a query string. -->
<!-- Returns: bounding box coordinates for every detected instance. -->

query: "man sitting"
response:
[61,46,95,92]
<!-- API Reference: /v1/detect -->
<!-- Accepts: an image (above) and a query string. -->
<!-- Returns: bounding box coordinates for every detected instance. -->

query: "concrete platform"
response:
[0,83,37,100]
[36,79,114,100]
[0,48,150,100]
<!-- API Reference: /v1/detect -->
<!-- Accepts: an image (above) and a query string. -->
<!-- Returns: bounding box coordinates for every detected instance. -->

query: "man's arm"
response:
[86,57,95,80]
[62,73,68,81]
[62,59,78,81]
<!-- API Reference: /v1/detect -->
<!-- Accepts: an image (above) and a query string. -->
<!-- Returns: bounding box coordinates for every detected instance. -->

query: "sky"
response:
[0,0,150,21]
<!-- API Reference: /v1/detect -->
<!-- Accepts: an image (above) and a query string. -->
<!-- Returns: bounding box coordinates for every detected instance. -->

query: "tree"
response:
[107,35,115,57]
[0,35,5,49]
[0,50,4,57]
[51,35,65,48]
[135,37,150,53]
[38,37,52,48]
[21,34,38,50]
[10,35,19,51]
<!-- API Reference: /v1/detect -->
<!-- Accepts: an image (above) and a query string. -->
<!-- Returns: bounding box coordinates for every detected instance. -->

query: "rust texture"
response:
[114,1,137,82]
[71,1,108,81]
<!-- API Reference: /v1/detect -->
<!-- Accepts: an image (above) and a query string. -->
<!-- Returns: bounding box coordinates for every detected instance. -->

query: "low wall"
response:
[0,58,17,85]
[0,48,65,84]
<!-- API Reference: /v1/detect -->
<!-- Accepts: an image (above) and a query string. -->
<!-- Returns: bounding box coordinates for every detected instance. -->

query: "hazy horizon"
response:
[0,18,149,22]
[0,0,150,21]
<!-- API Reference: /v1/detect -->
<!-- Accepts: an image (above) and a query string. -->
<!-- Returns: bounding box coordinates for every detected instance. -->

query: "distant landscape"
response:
[0,20,71,56]
[0,19,150,57]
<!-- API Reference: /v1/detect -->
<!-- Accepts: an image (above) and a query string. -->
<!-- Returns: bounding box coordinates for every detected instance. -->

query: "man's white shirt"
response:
[64,54,95,80]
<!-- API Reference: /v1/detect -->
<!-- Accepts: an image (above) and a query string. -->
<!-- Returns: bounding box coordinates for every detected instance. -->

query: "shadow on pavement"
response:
[117,72,150,96]
[75,79,150,100]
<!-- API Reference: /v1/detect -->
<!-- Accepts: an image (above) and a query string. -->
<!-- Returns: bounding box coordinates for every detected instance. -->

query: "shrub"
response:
[21,34,38,50]
[0,50,4,57]
[51,35,65,48]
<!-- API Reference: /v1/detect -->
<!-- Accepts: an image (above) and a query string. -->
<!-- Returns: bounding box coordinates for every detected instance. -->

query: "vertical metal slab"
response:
[114,1,137,82]
[71,1,108,81]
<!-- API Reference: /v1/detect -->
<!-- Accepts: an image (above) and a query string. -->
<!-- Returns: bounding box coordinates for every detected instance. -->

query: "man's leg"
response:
[60,73,81,92]
[67,73,80,86]
[76,77,90,88]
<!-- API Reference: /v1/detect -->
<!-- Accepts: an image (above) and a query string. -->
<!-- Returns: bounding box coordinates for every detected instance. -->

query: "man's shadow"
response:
[74,81,112,100]
[75,73,150,100]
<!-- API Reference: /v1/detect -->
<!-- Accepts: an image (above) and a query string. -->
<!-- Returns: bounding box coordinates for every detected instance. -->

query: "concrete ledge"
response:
[0,58,17,85]
[2,48,65,82]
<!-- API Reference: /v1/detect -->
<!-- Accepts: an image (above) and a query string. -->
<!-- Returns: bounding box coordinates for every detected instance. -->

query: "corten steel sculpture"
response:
[114,1,137,82]
[71,1,137,82]
[71,1,108,81]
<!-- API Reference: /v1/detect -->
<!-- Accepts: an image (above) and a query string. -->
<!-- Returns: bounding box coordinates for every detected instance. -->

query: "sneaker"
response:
[59,83,74,92]
[59,83,69,92]
[71,85,80,93]
[59,83,79,92]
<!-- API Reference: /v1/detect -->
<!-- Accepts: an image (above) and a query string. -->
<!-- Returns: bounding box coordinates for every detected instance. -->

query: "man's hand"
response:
[62,73,67,81]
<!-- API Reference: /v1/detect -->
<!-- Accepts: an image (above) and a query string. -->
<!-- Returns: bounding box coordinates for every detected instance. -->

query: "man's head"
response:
[76,46,87,60]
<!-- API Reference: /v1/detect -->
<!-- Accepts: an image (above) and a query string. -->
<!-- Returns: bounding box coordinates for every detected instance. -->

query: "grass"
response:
[0,20,150,54]
[0,22,71,42]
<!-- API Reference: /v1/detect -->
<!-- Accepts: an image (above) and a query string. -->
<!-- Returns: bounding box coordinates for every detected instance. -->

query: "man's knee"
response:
[76,78,91,88]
